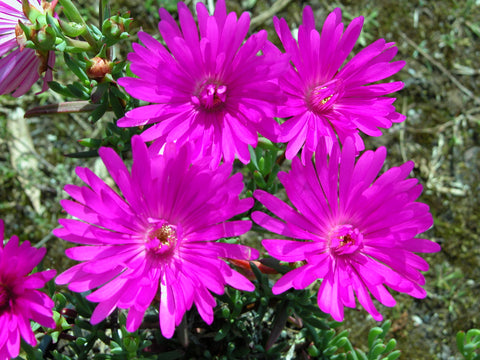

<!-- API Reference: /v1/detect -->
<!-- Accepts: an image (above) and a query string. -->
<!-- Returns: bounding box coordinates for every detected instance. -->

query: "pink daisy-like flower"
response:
[252,138,440,321]
[54,136,258,338]
[0,220,56,360]
[274,6,406,161]
[0,0,56,97]
[117,0,287,164]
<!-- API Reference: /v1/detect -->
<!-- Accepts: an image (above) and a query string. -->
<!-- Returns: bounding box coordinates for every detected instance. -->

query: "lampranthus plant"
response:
[0,220,56,360]
[54,136,259,338]
[274,7,406,162]
[0,0,56,96]
[252,138,441,321]
[117,0,288,165]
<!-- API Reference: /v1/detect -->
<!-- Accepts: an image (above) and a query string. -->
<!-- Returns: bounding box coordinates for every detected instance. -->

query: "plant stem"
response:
[177,316,189,347]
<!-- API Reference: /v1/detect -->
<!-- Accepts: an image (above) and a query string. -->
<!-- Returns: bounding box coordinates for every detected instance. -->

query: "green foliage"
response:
[457,329,480,360]
[145,0,178,17]
[16,263,399,360]
[21,291,154,360]
[246,141,283,196]
[102,13,133,47]
[351,321,400,360]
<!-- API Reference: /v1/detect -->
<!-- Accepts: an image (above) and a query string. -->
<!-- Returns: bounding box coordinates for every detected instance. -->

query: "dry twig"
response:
[399,31,480,106]
[250,0,292,29]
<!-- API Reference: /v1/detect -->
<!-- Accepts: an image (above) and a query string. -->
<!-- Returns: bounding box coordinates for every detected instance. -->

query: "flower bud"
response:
[34,24,56,50]
[101,13,132,46]
[86,56,112,82]
[58,19,86,37]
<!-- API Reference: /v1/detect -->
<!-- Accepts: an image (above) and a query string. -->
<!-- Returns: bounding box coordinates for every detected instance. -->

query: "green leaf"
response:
[21,338,45,360]
[52,350,73,360]
[64,53,89,85]
[466,329,480,343]
[266,300,290,350]
[58,0,84,23]
[253,171,267,188]
[53,292,67,309]
[304,323,321,346]
[331,330,350,346]
[464,343,478,354]
[66,82,90,100]
[265,164,279,188]
[307,344,320,357]
[458,331,466,354]
[65,150,99,158]
[303,315,330,331]
[75,337,88,346]
[46,12,65,39]
[381,320,392,334]
[55,40,67,51]
[384,338,397,354]
[258,156,265,173]
[59,19,86,37]
[88,102,108,123]
[49,311,72,343]
[48,81,75,98]
[248,145,259,170]
[355,349,368,360]
[334,337,349,349]
[385,350,401,360]
[346,350,359,360]
[367,327,383,348]
[323,345,339,357]
[108,89,126,118]
[250,261,263,282]
[369,344,386,358]
[214,322,231,341]
[78,138,102,148]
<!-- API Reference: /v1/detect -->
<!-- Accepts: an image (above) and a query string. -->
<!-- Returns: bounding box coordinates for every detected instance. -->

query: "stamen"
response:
[145,223,177,256]
[193,80,228,112]
[306,79,344,114]
[328,224,363,256]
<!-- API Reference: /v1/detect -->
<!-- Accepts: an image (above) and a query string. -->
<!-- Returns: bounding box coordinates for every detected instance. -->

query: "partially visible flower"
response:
[55,136,258,338]
[0,0,56,97]
[117,0,287,164]
[274,7,405,161]
[0,220,56,360]
[252,138,440,321]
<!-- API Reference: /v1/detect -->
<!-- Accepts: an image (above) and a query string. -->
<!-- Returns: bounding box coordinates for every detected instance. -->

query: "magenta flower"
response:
[0,0,56,97]
[117,0,287,164]
[252,138,440,321]
[55,136,258,338]
[274,7,406,161]
[0,220,56,360]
